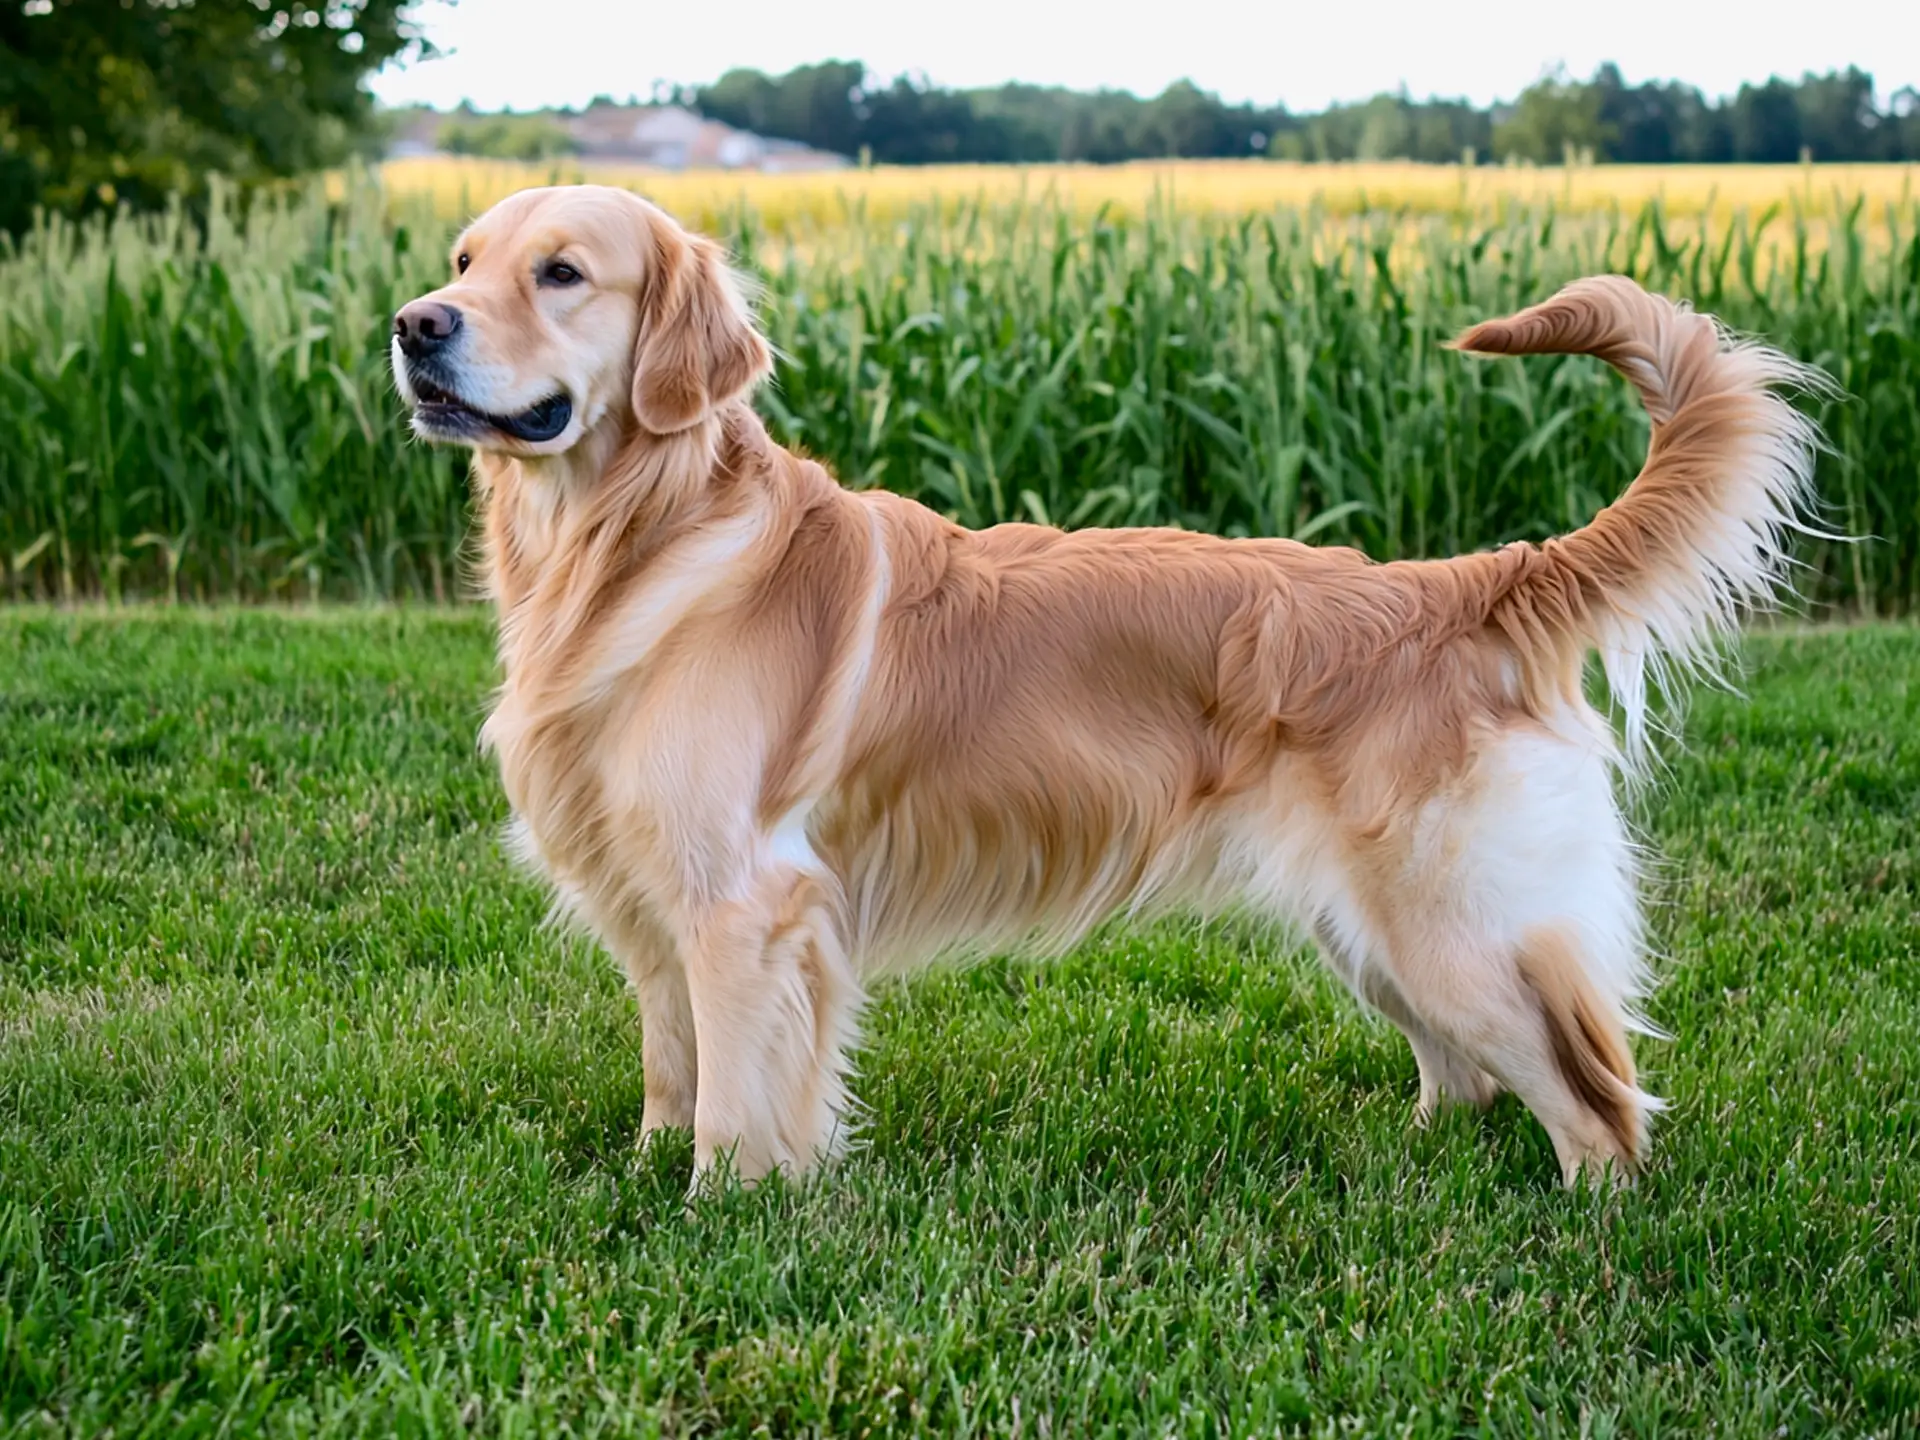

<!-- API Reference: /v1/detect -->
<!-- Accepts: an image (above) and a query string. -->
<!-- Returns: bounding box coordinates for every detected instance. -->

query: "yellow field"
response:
[374,155,1920,232]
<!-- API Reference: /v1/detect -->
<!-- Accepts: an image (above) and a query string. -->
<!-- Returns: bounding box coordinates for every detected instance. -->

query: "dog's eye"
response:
[456,253,470,274]
[543,261,582,287]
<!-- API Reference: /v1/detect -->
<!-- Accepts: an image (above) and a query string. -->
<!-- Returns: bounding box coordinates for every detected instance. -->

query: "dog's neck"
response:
[473,400,774,683]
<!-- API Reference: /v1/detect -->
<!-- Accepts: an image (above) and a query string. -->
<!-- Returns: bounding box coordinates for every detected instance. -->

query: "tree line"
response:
[5,0,1919,237]
[677,61,1920,166]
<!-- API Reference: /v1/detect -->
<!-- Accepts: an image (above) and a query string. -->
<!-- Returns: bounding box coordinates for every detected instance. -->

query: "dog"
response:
[391,184,1823,1188]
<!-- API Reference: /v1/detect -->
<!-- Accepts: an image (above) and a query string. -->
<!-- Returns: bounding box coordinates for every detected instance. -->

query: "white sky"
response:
[371,0,1920,113]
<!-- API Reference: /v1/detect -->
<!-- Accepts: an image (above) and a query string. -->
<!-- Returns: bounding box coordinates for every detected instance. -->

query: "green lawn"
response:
[1,611,1916,1437]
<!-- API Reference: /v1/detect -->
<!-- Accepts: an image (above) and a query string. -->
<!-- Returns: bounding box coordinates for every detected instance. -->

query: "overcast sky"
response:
[369,0,1920,113]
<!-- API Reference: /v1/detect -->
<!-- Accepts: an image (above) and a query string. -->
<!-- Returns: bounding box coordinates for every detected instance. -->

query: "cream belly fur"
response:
[390,184,1826,1190]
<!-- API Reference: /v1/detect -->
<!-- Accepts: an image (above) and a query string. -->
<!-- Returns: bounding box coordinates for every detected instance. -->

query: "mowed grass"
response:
[1,611,1917,1436]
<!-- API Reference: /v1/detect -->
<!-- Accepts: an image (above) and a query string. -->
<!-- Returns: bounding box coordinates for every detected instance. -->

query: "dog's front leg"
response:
[623,935,699,1145]
[583,903,698,1145]
[680,868,863,1187]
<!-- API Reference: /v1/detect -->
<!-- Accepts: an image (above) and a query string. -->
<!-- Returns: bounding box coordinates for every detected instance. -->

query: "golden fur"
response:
[391,185,1825,1188]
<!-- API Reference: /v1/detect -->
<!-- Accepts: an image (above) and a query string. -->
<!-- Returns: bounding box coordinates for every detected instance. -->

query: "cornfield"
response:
[2,166,1915,606]
[378,155,1920,230]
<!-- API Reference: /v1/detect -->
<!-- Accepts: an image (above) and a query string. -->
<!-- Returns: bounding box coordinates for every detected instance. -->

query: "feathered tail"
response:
[1450,275,1830,756]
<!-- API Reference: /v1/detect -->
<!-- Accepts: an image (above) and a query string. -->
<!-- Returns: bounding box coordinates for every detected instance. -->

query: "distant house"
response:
[384,108,446,159]
[575,104,848,172]
[387,102,849,173]
[759,136,853,174]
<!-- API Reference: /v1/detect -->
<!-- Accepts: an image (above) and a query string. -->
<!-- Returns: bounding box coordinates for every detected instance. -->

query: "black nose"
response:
[394,300,463,359]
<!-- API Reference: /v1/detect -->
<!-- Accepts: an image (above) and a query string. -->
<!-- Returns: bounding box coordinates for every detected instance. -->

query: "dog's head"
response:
[391,185,771,456]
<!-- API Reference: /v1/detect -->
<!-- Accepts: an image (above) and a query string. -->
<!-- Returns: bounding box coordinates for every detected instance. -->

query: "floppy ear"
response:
[632,230,772,434]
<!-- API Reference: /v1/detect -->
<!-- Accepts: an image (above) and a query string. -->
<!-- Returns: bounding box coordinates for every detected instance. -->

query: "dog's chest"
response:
[482,685,620,890]
[483,663,711,924]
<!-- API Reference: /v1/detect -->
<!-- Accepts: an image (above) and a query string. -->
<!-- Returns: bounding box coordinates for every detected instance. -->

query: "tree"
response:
[1730,78,1803,162]
[864,75,998,163]
[1352,93,1409,162]
[438,112,577,162]
[0,0,435,230]
[1408,99,1491,164]
[1654,82,1732,163]
[1493,67,1613,163]
[1058,95,1143,164]
[1793,67,1877,160]
[1138,80,1228,158]
[697,61,866,158]
[965,84,1083,163]
[1889,87,1920,163]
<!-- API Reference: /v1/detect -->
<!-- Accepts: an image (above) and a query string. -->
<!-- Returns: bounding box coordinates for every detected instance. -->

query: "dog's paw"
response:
[1414,1054,1504,1123]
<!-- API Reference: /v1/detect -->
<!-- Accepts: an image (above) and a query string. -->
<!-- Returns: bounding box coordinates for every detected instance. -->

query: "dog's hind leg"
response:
[1313,917,1502,1119]
[1350,729,1658,1184]
[1370,923,1651,1184]
[1363,970,1504,1121]
[679,868,863,1187]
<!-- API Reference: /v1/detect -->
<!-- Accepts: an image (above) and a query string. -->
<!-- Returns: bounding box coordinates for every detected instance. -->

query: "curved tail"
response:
[1451,275,1829,756]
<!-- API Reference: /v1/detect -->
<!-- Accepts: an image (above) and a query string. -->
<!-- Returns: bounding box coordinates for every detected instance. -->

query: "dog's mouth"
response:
[408,374,574,444]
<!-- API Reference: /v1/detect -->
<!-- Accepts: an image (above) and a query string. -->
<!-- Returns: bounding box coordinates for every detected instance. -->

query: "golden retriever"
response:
[391,185,1823,1188]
